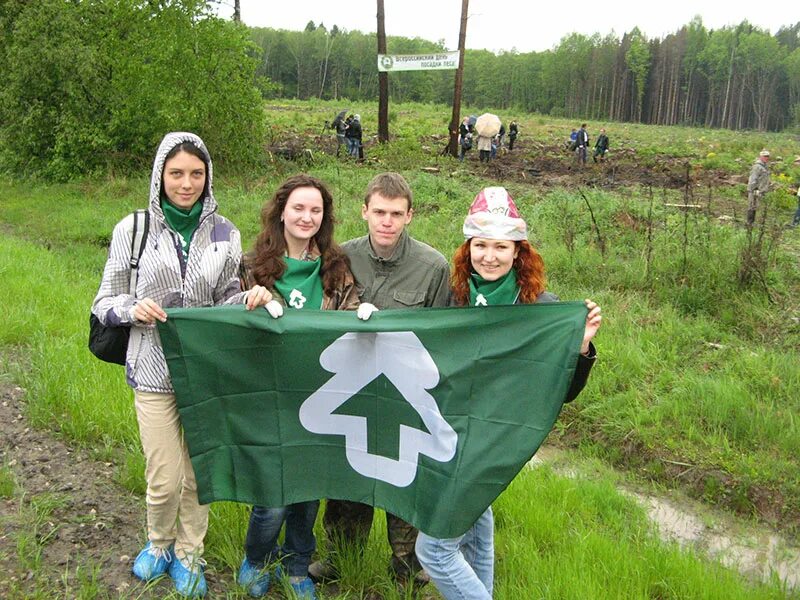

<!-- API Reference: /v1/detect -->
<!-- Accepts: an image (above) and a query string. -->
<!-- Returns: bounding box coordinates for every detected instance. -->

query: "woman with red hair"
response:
[416,187,602,600]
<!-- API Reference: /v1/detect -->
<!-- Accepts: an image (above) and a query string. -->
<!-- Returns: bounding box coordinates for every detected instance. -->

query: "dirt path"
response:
[0,380,233,599]
[0,380,436,600]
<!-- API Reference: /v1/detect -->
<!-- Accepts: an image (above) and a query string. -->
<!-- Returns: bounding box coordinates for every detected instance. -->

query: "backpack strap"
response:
[129,209,150,296]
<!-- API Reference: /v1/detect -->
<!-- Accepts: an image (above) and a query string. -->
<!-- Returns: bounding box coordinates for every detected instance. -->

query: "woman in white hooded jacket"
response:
[91,132,270,597]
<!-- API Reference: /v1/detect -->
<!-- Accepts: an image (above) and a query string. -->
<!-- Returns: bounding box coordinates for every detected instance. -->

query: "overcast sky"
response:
[214,1,797,53]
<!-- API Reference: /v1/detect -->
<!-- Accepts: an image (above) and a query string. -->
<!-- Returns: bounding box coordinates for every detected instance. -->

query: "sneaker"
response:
[288,575,317,600]
[307,560,337,583]
[132,542,172,581]
[169,555,208,598]
[237,557,270,598]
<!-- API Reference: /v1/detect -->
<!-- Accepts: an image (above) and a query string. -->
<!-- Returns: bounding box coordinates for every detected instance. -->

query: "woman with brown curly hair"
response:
[416,187,602,600]
[236,174,375,600]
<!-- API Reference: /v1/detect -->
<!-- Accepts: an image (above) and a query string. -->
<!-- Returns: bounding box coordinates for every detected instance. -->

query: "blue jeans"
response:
[415,507,494,600]
[244,501,320,577]
[793,198,800,226]
[347,138,359,156]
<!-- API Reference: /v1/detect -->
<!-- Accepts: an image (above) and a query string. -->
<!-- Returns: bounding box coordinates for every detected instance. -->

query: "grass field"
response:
[1,98,799,598]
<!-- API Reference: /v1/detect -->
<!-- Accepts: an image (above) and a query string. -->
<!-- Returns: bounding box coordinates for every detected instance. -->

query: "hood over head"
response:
[149,132,217,221]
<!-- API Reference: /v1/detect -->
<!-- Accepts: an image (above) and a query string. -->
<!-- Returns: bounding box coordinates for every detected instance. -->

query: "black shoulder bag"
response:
[88,210,149,365]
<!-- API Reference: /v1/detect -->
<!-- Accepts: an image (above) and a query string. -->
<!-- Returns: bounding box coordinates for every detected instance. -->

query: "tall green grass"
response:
[1,101,799,596]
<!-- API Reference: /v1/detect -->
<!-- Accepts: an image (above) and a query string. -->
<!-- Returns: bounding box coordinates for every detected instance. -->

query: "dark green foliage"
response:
[0,0,266,179]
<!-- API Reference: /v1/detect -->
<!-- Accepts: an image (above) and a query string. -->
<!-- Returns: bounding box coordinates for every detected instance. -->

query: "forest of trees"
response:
[1,1,798,179]
[250,18,800,132]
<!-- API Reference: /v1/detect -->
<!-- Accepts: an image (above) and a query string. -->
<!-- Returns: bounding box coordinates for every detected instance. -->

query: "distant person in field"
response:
[91,132,270,598]
[567,128,578,150]
[309,172,450,588]
[792,178,800,228]
[236,174,374,600]
[344,114,354,153]
[507,120,519,151]
[747,149,771,225]
[346,114,363,158]
[477,131,493,163]
[492,123,506,158]
[333,114,348,157]
[575,123,589,165]
[457,117,473,161]
[593,128,609,162]
[459,116,470,141]
[415,186,601,600]
[460,131,473,162]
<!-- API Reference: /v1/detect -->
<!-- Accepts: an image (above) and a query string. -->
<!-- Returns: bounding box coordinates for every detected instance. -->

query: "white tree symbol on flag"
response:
[298,332,458,487]
[289,289,306,309]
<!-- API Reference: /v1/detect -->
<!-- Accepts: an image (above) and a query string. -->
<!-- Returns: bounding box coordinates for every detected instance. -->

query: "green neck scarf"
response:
[469,269,520,306]
[161,198,203,260]
[275,257,324,310]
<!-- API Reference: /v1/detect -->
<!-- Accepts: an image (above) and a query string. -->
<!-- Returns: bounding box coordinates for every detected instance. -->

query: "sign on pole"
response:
[378,51,460,72]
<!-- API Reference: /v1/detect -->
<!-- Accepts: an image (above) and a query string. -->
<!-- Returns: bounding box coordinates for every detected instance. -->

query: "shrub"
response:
[0,0,266,179]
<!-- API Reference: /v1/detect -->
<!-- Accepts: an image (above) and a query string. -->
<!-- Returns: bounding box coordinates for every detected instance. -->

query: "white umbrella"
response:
[474,113,501,137]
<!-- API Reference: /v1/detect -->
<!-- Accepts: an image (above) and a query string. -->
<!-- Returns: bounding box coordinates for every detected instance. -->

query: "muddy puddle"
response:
[530,446,800,590]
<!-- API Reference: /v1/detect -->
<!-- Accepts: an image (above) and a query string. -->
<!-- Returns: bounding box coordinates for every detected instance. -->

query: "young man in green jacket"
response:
[309,172,450,586]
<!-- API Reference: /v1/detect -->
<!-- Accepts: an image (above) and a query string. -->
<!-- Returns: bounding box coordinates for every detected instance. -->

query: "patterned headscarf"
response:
[462,187,528,241]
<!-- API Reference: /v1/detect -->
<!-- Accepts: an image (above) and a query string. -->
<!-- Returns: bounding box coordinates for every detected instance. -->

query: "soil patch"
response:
[0,379,437,599]
[0,380,233,598]
[272,132,746,211]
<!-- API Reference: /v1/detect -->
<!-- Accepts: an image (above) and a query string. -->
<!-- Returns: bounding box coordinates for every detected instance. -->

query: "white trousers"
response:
[134,390,208,562]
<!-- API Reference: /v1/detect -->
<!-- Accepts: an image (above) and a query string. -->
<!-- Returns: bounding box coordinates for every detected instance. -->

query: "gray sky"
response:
[214,1,797,53]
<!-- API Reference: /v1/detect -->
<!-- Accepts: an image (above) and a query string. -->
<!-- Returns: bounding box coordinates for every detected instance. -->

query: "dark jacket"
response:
[346,119,362,141]
[534,291,595,403]
[576,128,589,148]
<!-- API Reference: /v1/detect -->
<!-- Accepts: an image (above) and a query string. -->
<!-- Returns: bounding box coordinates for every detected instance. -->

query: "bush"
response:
[0,0,266,179]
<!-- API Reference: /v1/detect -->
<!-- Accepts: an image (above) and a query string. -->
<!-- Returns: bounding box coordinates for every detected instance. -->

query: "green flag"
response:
[158,302,586,538]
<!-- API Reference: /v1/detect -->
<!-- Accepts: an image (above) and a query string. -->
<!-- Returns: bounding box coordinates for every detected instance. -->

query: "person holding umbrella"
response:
[475,113,501,163]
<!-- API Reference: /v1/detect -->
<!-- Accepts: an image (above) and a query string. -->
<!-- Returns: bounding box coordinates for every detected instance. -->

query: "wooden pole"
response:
[377,0,389,143]
[448,0,469,157]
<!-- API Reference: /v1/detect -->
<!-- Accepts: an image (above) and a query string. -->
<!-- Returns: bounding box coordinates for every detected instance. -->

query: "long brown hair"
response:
[248,174,351,294]
[451,239,546,306]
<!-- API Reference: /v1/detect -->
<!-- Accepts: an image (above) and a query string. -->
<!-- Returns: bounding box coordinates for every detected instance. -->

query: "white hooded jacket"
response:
[91,132,244,393]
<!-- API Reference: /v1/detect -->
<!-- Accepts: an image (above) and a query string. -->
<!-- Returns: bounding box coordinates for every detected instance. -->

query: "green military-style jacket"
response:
[342,230,450,309]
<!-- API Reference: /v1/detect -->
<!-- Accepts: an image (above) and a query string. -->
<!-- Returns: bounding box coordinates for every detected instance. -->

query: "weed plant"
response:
[1,101,799,597]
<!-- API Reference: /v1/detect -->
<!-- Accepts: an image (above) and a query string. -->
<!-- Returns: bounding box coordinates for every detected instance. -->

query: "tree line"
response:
[251,18,800,132]
[1,1,797,180]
